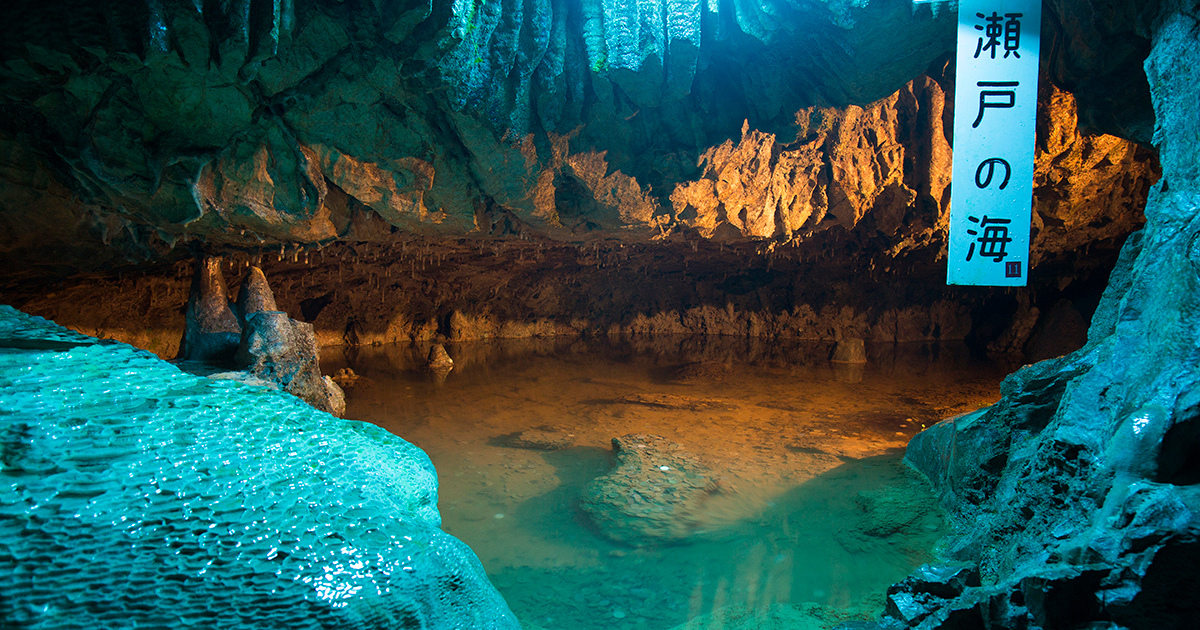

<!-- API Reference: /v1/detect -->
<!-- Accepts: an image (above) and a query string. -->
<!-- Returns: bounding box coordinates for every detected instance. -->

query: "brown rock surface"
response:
[235,310,346,416]
[581,434,720,546]
[177,256,240,362]
[235,266,279,324]
[670,74,1156,263]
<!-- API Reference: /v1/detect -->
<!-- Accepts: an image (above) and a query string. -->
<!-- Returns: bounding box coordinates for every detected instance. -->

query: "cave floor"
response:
[329,337,1011,630]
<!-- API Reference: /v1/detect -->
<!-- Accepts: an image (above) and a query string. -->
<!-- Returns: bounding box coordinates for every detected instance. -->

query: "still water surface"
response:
[326,337,1008,630]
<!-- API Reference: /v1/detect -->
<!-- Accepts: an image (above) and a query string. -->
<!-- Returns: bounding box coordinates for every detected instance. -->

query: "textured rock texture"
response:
[237,309,347,416]
[0,0,1162,365]
[0,0,1157,275]
[230,265,346,415]
[178,257,345,414]
[0,305,519,629]
[178,255,241,361]
[581,434,719,546]
[893,4,1200,628]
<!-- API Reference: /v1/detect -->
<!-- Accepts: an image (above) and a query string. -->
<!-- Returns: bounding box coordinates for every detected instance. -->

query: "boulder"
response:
[581,434,719,546]
[427,343,454,370]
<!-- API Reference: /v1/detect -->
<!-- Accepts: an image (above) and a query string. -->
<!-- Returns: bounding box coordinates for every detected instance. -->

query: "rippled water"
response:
[326,337,1008,630]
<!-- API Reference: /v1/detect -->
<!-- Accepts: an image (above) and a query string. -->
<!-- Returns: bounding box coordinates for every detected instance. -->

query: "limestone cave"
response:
[0,0,1196,628]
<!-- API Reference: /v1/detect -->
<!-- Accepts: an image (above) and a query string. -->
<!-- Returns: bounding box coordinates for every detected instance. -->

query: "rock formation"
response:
[177,255,241,362]
[176,257,345,415]
[0,0,1193,626]
[0,305,518,629]
[581,434,719,546]
[235,265,279,323]
[0,0,1162,367]
[832,338,868,363]
[237,309,347,416]
[427,343,454,370]
[232,266,346,416]
[894,4,1200,628]
[0,0,1157,277]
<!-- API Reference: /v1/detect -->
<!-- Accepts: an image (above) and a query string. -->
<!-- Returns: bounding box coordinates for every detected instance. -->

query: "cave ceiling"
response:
[0,0,1161,279]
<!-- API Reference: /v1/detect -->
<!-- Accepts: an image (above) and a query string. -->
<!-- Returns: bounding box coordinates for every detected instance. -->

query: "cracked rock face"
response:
[0,0,1159,282]
[894,5,1200,628]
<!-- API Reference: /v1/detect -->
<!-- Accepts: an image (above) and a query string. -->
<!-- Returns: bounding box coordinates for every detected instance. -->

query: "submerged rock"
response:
[581,434,719,546]
[0,305,518,629]
[496,428,577,451]
[331,367,370,391]
[660,360,735,384]
[616,393,737,411]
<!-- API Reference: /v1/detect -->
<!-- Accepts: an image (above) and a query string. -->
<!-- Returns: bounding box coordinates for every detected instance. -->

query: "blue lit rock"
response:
[894,7,1200,627]
[0,305,519,629]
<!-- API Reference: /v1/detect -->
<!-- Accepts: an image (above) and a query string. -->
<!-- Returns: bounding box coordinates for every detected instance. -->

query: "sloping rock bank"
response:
[0,305,517,629]
[889,6,1200,629]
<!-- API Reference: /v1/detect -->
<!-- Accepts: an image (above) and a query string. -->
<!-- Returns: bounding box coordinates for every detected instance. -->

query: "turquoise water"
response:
[328,337,1008,629]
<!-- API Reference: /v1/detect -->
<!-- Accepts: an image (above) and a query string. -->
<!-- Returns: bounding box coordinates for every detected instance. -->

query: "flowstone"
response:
[0,305,519,629]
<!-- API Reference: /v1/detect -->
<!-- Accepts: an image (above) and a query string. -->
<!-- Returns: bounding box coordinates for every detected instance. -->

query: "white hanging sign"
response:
[946,0,1042,286]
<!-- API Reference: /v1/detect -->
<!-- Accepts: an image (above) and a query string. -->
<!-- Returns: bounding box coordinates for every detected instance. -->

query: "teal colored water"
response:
[328,337,1009,630]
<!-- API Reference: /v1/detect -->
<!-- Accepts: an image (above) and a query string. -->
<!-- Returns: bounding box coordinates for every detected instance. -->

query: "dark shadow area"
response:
[1115,540,1200,630]
[1156,415,1200,485]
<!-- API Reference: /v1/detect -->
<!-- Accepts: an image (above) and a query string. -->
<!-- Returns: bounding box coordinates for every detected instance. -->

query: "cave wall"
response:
[0,0,1158,272]
[0,0,1163,365]
[894,2,1200,628]
[0,63,1159,362]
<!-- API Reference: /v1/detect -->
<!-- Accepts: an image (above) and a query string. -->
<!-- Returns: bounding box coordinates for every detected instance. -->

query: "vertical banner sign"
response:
[947,0,1041,286]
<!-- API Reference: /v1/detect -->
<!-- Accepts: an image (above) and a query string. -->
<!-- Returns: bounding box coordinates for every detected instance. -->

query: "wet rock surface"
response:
[0,305,519,630]
[885,8,1200,629]
[177,258,344,415]
[581,434,720,546]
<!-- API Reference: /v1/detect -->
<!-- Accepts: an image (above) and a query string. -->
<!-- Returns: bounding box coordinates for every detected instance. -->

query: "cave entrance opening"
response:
[328,336,1010,629]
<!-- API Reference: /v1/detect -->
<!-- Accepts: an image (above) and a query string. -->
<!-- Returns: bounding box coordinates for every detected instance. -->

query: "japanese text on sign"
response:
[947,0,1041,286]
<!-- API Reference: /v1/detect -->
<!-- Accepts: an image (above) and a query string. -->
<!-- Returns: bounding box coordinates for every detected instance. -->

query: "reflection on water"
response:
[326,337,1008,630]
